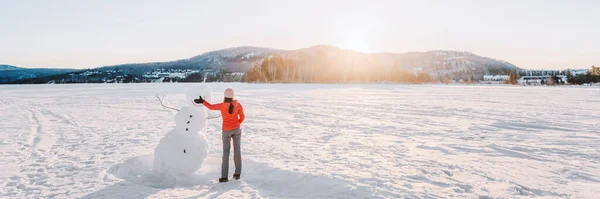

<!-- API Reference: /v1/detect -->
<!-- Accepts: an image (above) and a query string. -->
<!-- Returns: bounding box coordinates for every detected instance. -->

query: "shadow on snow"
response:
[81,154,379,198]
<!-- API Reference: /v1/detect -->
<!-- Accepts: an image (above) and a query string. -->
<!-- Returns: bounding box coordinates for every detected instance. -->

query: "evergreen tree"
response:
[180,73,204,82]
[566,70,574,84]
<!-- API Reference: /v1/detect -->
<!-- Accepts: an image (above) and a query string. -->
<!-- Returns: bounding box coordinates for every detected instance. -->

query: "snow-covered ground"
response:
[1,83,599,199]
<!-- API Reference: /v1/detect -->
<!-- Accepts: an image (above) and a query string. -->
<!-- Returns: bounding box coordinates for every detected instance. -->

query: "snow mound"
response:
[108,154,210,188]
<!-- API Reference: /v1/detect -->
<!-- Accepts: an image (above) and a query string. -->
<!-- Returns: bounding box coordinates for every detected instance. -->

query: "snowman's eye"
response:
[186,128,188,131]
[189,115,193,118]
[183,149,186,153]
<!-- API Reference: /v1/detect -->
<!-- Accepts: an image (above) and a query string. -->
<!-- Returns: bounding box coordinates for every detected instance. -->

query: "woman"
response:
[194,88,245,183]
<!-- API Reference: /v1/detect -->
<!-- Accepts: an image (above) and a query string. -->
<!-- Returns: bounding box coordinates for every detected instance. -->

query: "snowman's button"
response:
[187,121,190,124]
[184,149,186,153]
[190,115,193,118]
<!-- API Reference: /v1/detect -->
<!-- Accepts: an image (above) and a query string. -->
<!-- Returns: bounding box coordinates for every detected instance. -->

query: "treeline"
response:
[0,68,78,83]
[7,69,236,84]
[243,55,433,83]
[174,72,222,82]
[567,73,600,85]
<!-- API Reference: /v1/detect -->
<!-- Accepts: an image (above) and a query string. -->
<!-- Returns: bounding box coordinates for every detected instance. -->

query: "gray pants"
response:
[222,128,242,178]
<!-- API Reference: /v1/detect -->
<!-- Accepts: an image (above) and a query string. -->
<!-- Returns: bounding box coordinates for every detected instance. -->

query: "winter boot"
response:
[219,178,229,183]
[233,174,241,180]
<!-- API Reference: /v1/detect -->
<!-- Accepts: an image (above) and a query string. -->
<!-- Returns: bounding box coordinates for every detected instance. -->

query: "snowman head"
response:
[186,85,213,106]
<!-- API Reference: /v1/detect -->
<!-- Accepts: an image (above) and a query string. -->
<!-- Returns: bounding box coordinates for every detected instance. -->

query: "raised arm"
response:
[203,101,222,111]
[238,103,245,124]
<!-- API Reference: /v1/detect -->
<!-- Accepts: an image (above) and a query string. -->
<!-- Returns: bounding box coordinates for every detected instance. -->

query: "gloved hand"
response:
[193,96,205,104]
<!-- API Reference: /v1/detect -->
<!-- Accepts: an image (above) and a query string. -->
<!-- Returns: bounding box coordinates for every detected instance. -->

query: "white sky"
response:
[1,0,598,69]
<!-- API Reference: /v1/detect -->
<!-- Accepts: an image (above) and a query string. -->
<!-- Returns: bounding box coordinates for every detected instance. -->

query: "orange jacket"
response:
[203,100,245,131]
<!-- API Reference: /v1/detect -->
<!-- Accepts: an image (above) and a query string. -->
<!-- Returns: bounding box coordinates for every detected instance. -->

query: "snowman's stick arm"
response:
[155,94,179,111]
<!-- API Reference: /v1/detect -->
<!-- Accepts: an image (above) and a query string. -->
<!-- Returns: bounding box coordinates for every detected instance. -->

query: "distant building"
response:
[223,72,245,82]
[518,69,564,85]
[519,70,561,77]
[483,75,509,81]
[518,68,594,85]
[481,75,509,84]
[203,68,218,77]
[167,73,187,78]
[568,69,589,76]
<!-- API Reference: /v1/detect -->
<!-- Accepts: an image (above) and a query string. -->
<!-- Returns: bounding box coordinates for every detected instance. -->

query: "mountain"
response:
[3,45,520,84]
[97,46,278,75]
[187,46,280,72]
[273,45,518,81]
[0,64,20,70]
[0,65,79,83]
[98,45,517,78]
[386,50,519,79]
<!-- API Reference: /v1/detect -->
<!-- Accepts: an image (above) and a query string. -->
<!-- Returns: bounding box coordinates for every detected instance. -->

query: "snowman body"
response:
[153,85,213,176]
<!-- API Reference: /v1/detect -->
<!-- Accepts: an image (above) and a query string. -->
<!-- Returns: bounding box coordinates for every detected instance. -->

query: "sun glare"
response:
[341,31,371,53]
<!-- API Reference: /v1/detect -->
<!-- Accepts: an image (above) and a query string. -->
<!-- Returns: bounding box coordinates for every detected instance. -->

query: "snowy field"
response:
[1,83,599,199]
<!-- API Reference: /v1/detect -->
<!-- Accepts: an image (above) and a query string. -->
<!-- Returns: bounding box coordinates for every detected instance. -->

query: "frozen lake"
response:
[1,83,599,198]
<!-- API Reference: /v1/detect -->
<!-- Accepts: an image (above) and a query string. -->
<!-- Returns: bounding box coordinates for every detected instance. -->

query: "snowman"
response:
[153,85,213,177]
